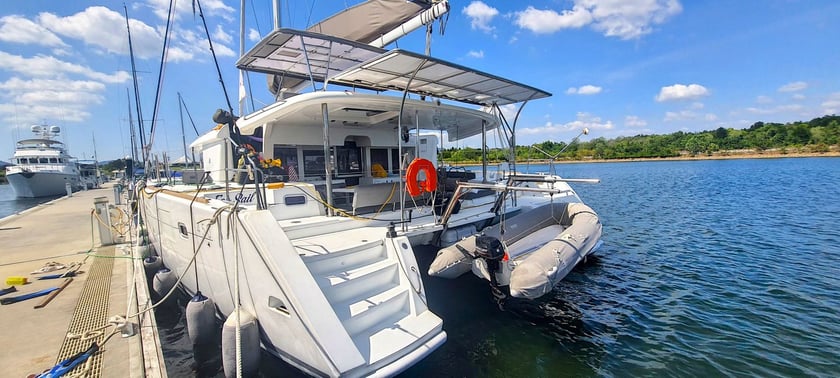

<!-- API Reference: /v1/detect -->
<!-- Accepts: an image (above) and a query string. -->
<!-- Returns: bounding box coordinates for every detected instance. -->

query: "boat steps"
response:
[338,286,409,336]
[297,230,441,367]
[301,241,387,275]
[314,259,399,303]
[356,310,443,366]
[279,216,364,240]
[291,226,388,257]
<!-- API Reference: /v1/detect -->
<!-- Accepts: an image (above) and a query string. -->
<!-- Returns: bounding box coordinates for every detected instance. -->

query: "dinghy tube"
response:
[429,202,602,299]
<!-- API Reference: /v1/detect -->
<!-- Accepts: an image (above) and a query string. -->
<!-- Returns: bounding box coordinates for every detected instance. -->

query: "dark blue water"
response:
[0,184,62,219]
[157,157,840,377]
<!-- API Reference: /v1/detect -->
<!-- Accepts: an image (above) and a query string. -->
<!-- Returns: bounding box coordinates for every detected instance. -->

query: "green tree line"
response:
[440,115,840,162]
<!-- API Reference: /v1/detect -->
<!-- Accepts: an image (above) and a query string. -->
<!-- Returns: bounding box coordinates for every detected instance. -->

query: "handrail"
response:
[507,174,601,184]
[437,181,567,226]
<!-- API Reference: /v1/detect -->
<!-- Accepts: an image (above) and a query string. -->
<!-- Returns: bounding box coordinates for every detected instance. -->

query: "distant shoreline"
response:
[556,150,840,164]
[441,149,840,166]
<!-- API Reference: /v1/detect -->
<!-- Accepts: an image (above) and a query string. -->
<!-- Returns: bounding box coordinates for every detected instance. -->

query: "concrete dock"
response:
[0,183,166,377]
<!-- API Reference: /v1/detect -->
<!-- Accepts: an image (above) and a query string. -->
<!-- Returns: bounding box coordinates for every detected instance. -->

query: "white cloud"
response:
[38,7,162,59]
[745,104,804,115]
[0,78,109,124]
[518,112,614,136]
[0,51,131,83]
[36,5,235,63]
[463,1,499,33]
[656,84,709,102]
[625,115,647,127]
[479,104,517,122]
[145,0,234,21]
[664,110,696,121]
[514,0,682,39]
[662,109,715,122]
[755,95,773,104]
[791,93,805,100]
[0,77,105,93]
[468,50,485,58]
[583,0,683,39]
[0,15,66,47]
[778,81,807,92]
[248,28,261,42]
[167,28,236,63]
[515,5,592,34]
[0,102,91,124]
[820,92,840,114]
[566,84,603,95]
[213,25,233,44]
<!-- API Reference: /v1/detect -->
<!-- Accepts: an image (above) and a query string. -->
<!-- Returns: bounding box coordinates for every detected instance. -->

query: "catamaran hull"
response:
[429,202,602,299]
[140,187,447,377]
[6,171,80,198]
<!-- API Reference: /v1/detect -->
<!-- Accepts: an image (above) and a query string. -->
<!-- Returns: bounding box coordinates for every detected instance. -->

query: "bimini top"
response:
[237,28,551,106]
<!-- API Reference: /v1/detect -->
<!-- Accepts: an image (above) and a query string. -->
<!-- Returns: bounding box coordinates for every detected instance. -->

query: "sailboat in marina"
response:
[137,1,603,376]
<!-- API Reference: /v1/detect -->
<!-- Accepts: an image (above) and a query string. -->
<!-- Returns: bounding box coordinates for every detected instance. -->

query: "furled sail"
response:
[267,0,440,95]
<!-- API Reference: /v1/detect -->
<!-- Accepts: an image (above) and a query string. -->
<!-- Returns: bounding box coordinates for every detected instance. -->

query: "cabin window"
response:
[49,158,58,163]
[303,149,326,178]
[390,149,402,174]
[334,142,362,176]
[272,146,298,181]
[284,195,306,206]
[370,148,389,173]
[39,158,48,164]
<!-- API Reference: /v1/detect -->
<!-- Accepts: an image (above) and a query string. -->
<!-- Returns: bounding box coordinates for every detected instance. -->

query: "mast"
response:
[239,0,246,116]
[273,0,280,30]
[92,132,101,183]
[178,92,189,171]
[126,88,139,163]
[124,4,146,164]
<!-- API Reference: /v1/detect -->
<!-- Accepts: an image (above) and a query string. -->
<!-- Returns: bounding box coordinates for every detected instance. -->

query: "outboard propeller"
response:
[475,235,507,307]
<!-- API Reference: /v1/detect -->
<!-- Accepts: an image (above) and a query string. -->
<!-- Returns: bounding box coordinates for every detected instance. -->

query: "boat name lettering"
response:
[215,192,256,203]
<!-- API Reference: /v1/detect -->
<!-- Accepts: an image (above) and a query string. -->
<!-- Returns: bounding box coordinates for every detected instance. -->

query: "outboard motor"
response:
[475,235,507,304]
[475,235,505,268]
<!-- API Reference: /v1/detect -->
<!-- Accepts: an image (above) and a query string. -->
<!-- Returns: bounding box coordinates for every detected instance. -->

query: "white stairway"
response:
[293,226,443,368]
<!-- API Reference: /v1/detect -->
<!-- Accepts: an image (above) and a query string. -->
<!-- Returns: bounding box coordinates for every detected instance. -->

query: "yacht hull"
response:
[7,171,80,198]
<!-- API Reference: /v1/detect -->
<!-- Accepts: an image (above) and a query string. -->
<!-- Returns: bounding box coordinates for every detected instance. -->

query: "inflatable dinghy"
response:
[429,202,602,299]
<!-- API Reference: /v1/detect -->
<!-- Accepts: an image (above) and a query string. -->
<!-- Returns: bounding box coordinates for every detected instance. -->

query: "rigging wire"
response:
[146,0,176,160]
[177,94,201,137]
[123,4,146,163]
[193,0,235,114]
[249,0,262,35]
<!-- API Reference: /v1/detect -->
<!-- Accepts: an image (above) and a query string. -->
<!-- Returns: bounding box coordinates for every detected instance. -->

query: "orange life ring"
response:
[405,158,437,197]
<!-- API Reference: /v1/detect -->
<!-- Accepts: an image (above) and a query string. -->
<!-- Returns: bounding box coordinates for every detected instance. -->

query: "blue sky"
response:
[1,0,838,161]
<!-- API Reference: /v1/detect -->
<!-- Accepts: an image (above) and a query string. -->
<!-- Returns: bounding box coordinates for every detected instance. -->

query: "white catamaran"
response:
[137,1,602,376]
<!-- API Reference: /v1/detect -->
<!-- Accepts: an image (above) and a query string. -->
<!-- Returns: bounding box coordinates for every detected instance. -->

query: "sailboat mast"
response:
[239,0,246,116]
[91,132,102,183]
[126,88,139,163]
[273,0,280,30]
[124,5,147,164]
[178,92,189,170]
